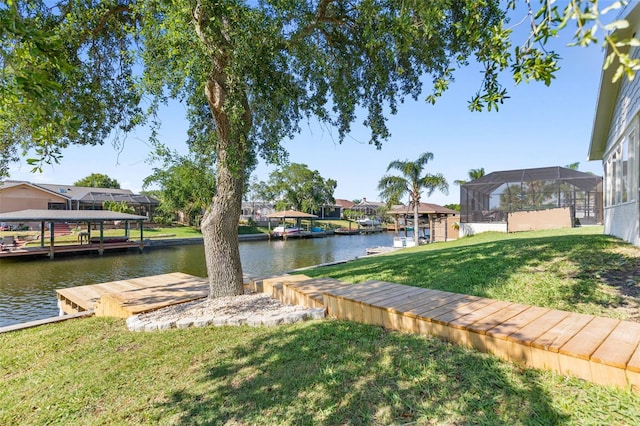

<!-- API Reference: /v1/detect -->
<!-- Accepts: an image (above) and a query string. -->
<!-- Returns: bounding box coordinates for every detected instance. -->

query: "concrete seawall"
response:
[146,233,269,247]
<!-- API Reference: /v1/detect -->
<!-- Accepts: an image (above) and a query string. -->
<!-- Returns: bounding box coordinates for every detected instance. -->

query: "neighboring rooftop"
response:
[0,180,159,210]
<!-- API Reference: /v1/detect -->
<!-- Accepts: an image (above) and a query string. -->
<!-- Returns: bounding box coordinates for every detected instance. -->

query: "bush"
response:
[152,214,174,227]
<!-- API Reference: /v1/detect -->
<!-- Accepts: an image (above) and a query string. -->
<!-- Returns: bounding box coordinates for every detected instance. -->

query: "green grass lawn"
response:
[0,225,203,244]
[2,224,270,245]
[2,226,640,424]
[1,220,355,245]
[2,317,640,425]
[302,226,640,321]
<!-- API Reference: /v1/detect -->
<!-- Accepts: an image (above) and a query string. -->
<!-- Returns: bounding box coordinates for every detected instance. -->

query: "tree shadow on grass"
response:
[305,233,639,315]
[155,321,568,425]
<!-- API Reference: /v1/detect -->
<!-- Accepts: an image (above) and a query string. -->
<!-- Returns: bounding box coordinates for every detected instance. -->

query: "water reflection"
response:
[0,233,394,327]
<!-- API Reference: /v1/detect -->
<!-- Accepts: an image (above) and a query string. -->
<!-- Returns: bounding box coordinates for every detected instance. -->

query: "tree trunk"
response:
[191,8,247,297]
[200,71,250,298]
[413,201,420,241]
[201,165,245,298]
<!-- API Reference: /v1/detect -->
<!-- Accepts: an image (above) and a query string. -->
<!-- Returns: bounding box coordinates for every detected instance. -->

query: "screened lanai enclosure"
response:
[460,166,603,225]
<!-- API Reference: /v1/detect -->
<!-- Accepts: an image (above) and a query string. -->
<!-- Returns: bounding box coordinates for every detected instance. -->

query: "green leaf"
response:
[601,2,624,15]
[604,20,630,31]
[612,64,625,83]
[604,52,616,69]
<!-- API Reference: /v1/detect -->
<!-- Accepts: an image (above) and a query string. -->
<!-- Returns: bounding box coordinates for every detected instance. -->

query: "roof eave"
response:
[0,181,71,200]
[588,44,619,161]
[588,2,640,161]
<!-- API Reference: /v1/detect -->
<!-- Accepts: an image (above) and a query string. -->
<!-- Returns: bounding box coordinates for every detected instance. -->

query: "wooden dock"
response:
[50,271,640,390]
[253,275,640,391]
[0,241,143,259]
[56,272,210,318]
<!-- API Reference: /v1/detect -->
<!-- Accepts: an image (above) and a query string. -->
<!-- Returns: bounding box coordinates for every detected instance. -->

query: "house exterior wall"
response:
[0,185,68,214]
[605,202,639,246]
[602,40,640,246]
[602,115,639,246]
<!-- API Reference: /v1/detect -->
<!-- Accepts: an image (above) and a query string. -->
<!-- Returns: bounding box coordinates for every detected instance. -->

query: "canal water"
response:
[0,233,395,327]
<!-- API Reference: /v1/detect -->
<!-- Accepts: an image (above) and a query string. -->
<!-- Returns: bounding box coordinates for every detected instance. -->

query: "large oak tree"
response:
[2,1,638,298]
[264,163,337,213]
[74,173,121,189]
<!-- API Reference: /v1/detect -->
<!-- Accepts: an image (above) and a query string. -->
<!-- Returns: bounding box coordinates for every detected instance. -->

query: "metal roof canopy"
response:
[388,203,458,215]
[0,209,148,222]
[78,192,159,205]
[266,210,318,219]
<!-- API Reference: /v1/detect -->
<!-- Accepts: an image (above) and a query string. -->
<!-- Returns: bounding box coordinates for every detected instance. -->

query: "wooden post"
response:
[49,221,55,259]
[99,221,104,255]
[430,216,435,243]
[40,221,45,248]
[403,214,408,237]
[138,220,144,253]
[444,215,449,241]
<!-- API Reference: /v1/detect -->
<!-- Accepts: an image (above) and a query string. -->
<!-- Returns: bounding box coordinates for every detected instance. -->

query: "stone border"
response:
[126,307,326,332]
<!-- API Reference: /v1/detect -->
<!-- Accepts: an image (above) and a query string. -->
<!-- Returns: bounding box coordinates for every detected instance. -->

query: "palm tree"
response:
[454,167,485,186]
[564,162,580,170]
[378,152,449,238]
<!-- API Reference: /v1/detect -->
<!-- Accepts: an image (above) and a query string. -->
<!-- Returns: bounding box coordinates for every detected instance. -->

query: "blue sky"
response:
[7,3,621,206]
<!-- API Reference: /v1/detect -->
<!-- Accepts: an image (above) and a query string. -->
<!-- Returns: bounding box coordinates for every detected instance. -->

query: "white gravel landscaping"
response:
[126,292,326,331]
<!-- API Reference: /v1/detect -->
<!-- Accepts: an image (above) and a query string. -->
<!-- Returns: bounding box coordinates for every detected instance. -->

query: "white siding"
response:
[602,39,640,246]
[604,202,640,246]
[606,44,640,145]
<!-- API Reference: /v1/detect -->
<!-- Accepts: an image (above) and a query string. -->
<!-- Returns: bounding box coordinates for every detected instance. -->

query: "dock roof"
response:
[267,210,318,219]
[388,203,458,215]
[0,209,148,222]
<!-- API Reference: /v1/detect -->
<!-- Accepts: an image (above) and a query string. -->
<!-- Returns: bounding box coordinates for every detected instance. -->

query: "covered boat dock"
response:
[266,210,324,239]
[387,203,459,243]
[0,209,148,259]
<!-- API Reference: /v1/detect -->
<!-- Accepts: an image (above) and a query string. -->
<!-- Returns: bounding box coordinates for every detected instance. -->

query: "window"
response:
[622,138,629,203]
[606,125,638,207]
[612,150,619,205]
[604,162,609,207]
[631,129,638,203]
[48,203,66,210]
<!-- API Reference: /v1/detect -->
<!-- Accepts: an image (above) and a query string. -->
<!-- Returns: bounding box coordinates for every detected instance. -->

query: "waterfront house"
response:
[588,2,640,246]
[0,180,159,217]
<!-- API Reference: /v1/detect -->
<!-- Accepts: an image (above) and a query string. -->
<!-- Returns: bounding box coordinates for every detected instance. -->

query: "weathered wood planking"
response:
[56,272,209,317]
[310,278,640,391]
[95,275,210,318]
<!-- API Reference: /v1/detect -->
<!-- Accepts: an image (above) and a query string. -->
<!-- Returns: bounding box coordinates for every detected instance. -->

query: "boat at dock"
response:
[271,225,300,238]
[357,218,381,226]
[271,226,330,239]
